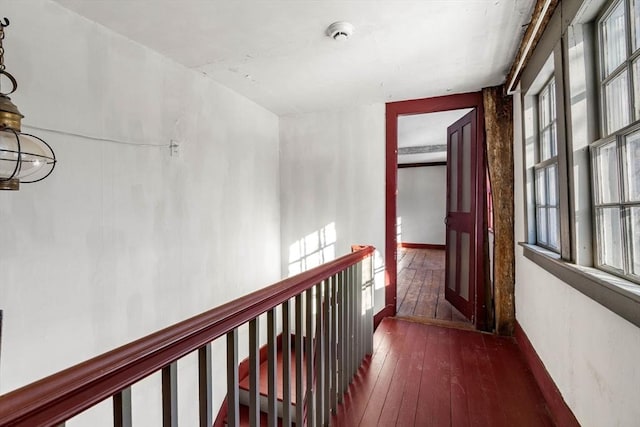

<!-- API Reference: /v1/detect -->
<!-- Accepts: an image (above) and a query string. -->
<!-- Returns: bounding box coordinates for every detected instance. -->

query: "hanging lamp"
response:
[0,18,55,191]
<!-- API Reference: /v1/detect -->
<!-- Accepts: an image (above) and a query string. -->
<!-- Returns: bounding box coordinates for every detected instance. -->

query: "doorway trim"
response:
[382,92,488,330]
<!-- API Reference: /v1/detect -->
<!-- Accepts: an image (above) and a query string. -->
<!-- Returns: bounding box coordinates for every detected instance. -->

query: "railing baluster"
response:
[113,387,132,427]
[330,273,338,412]
[366,256,374,355]
[295,294,304,425]
[315,280,325,427]
[227,329,240,427]
[267,309,278,427]
[198,344,212,427]
[357,260,363,364]
[249,318,260,427]
[349,265,355,381]
[305,287,315,427]
[282,300,292,427]
[162,362,178,427]
[351,264,362,378]
[323,276,331,423]
[338,269,346,398]
[354,262,360,368]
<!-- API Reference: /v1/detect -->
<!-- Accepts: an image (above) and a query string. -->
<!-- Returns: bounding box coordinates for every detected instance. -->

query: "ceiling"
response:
[55,0,534,116]
[398,109,472,164]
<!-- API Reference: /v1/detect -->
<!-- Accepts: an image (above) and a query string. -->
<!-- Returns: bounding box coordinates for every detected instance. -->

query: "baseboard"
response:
[398,242,445,250]
[514,321,580,427]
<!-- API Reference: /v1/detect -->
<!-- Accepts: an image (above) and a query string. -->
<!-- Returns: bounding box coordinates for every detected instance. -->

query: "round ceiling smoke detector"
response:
[326,21,354,41]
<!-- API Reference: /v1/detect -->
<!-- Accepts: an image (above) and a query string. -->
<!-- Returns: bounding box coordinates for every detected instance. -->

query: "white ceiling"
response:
[55,0,534,116]
[398,108,472,164]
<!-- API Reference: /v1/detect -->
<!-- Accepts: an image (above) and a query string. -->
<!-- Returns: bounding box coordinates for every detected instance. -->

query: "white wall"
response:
[0,1,281,424]
[514,73,640,427]
[397,166,446,245]
[279,105,386,312]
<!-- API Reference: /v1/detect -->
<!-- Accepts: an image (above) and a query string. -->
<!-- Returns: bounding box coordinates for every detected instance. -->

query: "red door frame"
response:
[381,92,488,330]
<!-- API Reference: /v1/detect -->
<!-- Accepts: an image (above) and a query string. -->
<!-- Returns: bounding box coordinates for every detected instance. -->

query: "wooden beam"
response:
[397,161,447,168]
[483,85,515,336]
[506,0,560,93]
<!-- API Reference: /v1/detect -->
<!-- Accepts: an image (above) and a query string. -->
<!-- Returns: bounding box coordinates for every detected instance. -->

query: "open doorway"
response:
[395,109,472,326]
[382,92,489,331]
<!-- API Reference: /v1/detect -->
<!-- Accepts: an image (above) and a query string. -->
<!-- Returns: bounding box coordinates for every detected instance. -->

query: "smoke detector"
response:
[326,21,354,41]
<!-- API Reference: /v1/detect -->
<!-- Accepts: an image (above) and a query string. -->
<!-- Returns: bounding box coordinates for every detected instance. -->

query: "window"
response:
[535,78,560,251]
[521,48,568,259]
[594,0,640,283]
[517,0,640,329]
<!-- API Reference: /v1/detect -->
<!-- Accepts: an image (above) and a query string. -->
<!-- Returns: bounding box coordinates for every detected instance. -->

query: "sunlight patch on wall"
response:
[288,223,337,276]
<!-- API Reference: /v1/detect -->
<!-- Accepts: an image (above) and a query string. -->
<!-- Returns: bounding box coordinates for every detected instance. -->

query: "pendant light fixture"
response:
[0,18,55,191]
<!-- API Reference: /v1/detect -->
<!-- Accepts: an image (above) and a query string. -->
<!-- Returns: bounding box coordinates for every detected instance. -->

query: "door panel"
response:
[445,110,477,320]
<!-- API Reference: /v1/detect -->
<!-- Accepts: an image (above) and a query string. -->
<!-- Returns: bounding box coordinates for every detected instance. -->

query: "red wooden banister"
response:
[0,246,375,426]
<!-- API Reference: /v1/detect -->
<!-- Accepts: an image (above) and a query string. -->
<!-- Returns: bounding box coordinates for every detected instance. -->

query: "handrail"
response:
[0,245,375,426]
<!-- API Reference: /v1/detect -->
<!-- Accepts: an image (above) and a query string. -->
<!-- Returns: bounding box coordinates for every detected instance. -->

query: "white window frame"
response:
[534,77,561,252]
[594,0,640,284]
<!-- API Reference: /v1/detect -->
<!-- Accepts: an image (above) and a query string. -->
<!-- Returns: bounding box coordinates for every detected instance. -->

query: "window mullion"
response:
[554,43,572,260]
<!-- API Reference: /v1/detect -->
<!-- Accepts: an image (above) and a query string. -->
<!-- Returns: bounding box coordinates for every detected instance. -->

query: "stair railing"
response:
[0,245,375,427]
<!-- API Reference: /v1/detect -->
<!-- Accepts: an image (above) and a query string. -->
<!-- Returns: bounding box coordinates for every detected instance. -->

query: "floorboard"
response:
[396,248,469,325]
[331,318,555,427]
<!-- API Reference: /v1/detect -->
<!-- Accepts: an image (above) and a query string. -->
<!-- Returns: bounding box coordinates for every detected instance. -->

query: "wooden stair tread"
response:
[238,348,306,404]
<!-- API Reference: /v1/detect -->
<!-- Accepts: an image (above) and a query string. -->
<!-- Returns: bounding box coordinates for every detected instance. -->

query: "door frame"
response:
[382,92,488,330]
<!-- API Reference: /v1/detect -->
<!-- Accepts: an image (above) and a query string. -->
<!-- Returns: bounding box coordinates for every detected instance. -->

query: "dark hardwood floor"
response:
[331,318,554,426]
[396,247,468,324]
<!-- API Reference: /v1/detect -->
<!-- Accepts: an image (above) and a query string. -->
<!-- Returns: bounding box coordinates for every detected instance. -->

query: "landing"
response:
[331,318,554,426]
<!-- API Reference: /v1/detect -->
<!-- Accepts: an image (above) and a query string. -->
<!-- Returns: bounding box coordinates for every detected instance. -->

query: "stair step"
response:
[238,347,306,406]
[221,339,308,426]
[224,403,284,427]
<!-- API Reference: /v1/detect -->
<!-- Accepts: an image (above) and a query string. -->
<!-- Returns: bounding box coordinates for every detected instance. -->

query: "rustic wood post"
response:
[483,85,515,336]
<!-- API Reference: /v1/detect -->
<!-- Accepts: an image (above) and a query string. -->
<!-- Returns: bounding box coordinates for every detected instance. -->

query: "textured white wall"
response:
[279,105,386,312]
[0,1,280,424]
[397,166,446,245]
[514,83,640,427]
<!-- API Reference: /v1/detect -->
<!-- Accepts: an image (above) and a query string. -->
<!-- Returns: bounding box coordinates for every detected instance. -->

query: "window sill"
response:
[519,243,640,328]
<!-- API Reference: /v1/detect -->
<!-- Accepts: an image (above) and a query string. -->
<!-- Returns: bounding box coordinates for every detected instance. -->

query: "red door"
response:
[444,110,477,321]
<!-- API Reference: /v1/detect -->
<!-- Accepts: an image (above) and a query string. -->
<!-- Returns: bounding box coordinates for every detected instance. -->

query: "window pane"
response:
[633,58,640,119]
[633,0,640,52]
[538,79,556,162]
[596,141,620,203]
[539,84,549,126]
[624,131,640,201]
[547,164,558,206]
[602,0,627,76]
[537,207,548,245]
[548,207,559,250]
[605,70,631,134]
[630,207,640,275]
[536,168,547,205]
[549,79,556,121]
[598,207,624,269]
[541,128,552,161]
[550,123,557,158]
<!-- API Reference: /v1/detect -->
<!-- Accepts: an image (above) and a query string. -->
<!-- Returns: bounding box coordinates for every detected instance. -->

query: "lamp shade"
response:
[0,127,56,190]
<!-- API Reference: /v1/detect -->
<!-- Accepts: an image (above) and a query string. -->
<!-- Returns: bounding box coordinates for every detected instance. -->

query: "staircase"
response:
[219,343,306,426]
[0,246,375,427]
